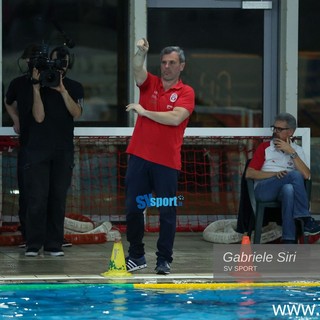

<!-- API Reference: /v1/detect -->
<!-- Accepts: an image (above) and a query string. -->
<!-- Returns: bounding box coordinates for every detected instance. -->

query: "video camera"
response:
[28,43,68,87]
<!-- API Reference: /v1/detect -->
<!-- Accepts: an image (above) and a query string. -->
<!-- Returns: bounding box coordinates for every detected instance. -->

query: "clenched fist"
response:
[137,38,149,53]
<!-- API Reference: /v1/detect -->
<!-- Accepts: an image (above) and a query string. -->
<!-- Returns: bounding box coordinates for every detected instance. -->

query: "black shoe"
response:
[62,238,72,247]
[125,256,147,272]
[304,217,320,236]
[18,241,26,248]
[155,261,171,275]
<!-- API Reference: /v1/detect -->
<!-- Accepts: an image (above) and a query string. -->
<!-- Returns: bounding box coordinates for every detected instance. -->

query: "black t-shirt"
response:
[6,75,84,162]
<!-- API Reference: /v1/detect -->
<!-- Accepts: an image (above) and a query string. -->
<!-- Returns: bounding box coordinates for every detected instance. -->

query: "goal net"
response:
[0,127,310,232]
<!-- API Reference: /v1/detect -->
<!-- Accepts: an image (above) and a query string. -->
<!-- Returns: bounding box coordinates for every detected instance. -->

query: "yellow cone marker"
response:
[101,240,132,277]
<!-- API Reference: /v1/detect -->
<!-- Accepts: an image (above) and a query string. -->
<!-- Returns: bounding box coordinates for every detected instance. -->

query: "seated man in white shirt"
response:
[246,112,320,243]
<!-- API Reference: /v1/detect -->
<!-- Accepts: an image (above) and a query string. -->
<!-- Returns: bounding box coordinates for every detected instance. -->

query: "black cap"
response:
[50,46,70,59]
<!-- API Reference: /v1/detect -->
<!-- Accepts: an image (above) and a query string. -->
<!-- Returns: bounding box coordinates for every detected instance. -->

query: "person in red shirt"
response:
[125,38,195,274]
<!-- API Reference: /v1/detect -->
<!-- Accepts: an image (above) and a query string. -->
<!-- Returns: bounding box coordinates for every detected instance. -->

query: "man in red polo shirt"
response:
[125,38,195,274]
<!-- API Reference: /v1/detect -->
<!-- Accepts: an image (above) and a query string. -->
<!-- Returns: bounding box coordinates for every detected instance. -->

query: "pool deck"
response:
[0,232,215,283]
[2,232,320,284]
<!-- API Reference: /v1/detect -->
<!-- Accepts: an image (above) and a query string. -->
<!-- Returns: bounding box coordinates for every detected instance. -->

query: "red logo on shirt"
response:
[170,93,178,102]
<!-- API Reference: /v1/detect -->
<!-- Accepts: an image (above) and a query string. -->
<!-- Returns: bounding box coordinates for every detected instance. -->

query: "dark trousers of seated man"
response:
[254,170,309,241]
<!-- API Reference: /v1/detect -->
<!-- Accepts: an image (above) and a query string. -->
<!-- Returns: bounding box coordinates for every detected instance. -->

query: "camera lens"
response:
[39,70,60,87]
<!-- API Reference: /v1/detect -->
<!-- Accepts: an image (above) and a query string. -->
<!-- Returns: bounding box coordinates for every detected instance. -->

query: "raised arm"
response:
[31,68,45,123]
[54,76,82,119]
[133,38,149,86]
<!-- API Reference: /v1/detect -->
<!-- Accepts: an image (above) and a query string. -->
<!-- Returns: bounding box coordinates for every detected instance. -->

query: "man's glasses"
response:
[270,126,290,133]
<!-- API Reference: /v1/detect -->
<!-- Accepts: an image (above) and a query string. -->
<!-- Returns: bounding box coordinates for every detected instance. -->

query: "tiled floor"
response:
[0,232,214,283]
[2,231,320,284]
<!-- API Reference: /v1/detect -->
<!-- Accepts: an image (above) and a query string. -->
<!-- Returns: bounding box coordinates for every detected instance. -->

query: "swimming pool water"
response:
[1,283,320,319]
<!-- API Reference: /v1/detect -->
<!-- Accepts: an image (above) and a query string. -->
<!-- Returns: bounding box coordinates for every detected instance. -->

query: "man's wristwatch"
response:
[290,152,298,159]
[31,78,40,85]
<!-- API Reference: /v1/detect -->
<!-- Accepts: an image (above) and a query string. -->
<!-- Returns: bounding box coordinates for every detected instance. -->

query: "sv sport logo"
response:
[136,194,184,209]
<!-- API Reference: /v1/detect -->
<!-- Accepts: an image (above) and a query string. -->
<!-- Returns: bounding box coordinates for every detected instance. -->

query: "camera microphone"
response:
[65,38,75,49]
[52,20,75,48]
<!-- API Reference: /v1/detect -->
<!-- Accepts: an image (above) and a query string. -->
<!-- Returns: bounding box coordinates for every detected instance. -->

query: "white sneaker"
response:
[25,249,39,257]
[44,249,64,257]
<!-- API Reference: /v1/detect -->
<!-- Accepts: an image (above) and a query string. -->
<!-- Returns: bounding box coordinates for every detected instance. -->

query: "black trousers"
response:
[17,149,27,240]
[125,155,179,264]
[23,149,74,250]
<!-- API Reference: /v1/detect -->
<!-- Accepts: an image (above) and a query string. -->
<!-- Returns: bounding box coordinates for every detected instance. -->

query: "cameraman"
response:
[5,45,84,257]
